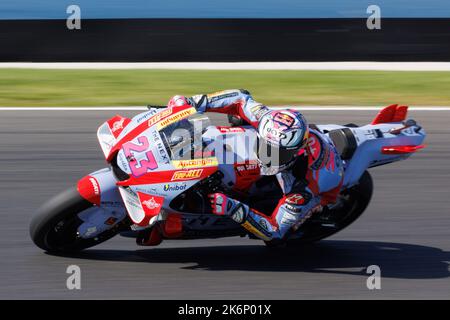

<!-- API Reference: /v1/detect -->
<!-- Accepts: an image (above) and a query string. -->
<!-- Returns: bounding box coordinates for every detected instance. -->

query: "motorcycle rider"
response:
[167,90,344,244]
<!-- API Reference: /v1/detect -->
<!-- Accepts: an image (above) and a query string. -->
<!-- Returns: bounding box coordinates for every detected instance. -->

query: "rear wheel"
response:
[30,187,122,253]
[269,170,373,247]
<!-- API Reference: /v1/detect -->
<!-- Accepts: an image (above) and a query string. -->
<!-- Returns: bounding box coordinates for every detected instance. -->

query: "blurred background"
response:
[1,0,450,107]
[1,0,450,61]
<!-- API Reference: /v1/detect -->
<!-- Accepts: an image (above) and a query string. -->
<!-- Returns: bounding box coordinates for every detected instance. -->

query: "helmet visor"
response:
[255,135,300,169]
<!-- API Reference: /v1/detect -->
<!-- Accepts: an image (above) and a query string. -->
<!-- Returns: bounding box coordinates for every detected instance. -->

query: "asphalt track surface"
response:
[0,109,449,299]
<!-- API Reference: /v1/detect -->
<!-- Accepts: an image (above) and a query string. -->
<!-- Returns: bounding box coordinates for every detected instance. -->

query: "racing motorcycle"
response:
[30,103,426,253]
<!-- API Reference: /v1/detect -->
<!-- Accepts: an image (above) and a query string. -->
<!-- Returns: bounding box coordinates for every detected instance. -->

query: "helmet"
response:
[255,109,309,175]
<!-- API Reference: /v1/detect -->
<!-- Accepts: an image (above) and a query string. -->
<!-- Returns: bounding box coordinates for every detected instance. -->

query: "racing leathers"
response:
[170,89,344,242]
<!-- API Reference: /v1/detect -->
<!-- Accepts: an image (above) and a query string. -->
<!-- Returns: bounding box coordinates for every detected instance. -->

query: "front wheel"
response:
[30,187,121,253]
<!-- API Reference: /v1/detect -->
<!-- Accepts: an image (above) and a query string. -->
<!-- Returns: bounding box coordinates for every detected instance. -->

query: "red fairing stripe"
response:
[381,145,425,154]
[77,175,101,205]
[116,166,218,186]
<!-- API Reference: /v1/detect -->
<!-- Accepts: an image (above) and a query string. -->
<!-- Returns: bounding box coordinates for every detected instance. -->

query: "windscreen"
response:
[158,114,211,161]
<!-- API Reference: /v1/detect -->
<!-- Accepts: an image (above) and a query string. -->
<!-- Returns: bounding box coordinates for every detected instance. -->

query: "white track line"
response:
[1,106,450,111]
[2,62,450,71]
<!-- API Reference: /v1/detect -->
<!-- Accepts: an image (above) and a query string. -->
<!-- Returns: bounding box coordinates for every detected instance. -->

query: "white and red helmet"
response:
[256,109,309,175]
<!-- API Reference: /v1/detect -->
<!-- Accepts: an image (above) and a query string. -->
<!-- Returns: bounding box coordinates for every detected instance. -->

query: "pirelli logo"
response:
[171,169,204,181]
[156,107,196,130]
[172,157,218,169]
[147,108,173,127]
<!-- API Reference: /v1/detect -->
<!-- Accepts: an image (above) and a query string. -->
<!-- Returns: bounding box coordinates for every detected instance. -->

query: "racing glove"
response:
[208,193,248,224]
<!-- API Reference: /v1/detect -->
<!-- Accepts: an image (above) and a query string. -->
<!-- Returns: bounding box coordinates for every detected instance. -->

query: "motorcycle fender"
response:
[76,168,127,238]
[77,167,123,207]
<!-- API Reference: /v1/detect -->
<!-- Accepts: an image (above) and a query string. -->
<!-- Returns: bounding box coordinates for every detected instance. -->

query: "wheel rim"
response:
[44,214,85,252]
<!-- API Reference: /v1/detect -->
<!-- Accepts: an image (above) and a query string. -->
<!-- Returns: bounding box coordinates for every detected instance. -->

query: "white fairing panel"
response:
[77,168,127,239]
[318,122,426,187]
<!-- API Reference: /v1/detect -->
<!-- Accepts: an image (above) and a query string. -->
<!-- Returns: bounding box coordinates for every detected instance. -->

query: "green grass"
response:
[0,69,450,106]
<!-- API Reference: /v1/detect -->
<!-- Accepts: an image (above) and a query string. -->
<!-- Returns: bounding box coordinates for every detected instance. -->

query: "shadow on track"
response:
[56,240,450,280]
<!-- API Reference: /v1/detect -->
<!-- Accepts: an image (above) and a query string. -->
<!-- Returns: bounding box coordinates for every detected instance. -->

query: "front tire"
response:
[30,187,120,253]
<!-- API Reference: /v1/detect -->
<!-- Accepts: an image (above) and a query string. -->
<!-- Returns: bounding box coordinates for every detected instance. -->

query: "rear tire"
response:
[279,170,373,247]
[30,187,120,253]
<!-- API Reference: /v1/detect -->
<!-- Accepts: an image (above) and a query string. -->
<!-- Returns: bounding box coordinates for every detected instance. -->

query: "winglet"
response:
[371,104,409,125]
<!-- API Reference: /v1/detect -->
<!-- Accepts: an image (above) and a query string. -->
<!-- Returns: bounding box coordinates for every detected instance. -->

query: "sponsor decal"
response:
[308,132,329,170]
[77,175,101,205]
[151,130,170,164]
[89,177,100,195]
[118,152,129,170]
[285,194,305,205]
[274,112,295,127]
[156,107,196,130]
[250,105,262,113]
[250,105,269,120]
[136,186,165,197]
[235,162,259,173]
[171,169,204,181]
[137,192,165,221]
[172,157,218,169]
[285,204,302,213]
[217,126,246,134]
[281,211,297,226]
[147,108,173,127]
[142,197,161,210]
[207,91,239,102]
[233,161,260,193]
[136,109,158,124]
[106,115,131,138]
[112,118,125,133]
[265,127,287,140]
[157,143,170,163]
[163,183,187,192]
[122,136,158,177]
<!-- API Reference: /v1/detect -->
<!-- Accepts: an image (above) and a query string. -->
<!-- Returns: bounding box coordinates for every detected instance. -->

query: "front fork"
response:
[76,167,128,239]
